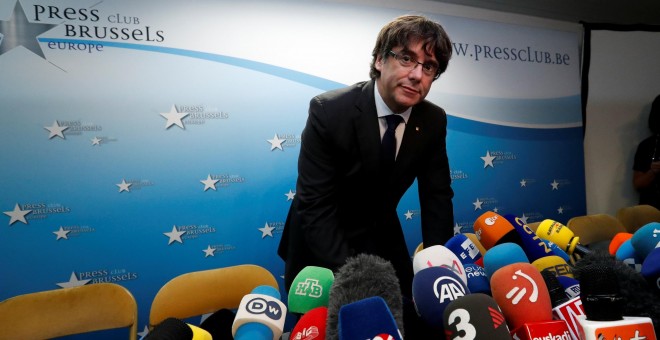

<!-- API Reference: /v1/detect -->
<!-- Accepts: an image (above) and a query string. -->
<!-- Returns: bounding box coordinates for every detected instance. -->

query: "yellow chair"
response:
[566,213,627,245]
[149,264,278,329]
[616,204,660,233]
[0,283,138,340]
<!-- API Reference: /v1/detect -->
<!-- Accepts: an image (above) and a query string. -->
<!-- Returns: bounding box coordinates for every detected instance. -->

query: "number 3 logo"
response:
[447,308,477,340]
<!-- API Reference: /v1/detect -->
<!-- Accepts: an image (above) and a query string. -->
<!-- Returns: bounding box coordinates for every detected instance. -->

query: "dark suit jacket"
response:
[278,79,454,297]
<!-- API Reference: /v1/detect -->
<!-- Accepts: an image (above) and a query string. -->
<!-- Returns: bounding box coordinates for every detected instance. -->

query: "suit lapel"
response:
[354,80,382,172]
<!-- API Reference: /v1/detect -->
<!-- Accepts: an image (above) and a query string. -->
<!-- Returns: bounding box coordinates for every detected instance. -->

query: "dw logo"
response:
[245,297,283,320]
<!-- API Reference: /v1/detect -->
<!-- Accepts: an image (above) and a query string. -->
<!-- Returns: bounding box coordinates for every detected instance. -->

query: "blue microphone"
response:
[444,233,483,265]
[412,266,470,331]
[232,285,287,340]
[464,263,491,295]
[504,214,559,262]
[338,296,403,340]
[482,242,529,277]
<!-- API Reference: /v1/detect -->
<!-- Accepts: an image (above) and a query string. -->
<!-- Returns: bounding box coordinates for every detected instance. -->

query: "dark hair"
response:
[649,94,660,135]
[369,15,453,81]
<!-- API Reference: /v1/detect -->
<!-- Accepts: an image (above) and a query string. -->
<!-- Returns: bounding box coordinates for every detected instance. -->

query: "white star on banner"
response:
[551,180,560,190]
[404,210,414,220]
[44,121,68,139]
[285,189,295,201]
[472,198,483,210]
[53,226,70,240]
[259,223,275,238]
[203,245,216,257]
[454,223,462,235]
[160,105,189,129]
[164,225,186,245]
[268,134,286,151]
[558,207,564,214]
[116,179,131,193]
[520,214,529,225]
[91,137,102,146]
[56,272,91,288]
[520,179,527,187]
[4,203,31,225]
[137,326,149,339]
[201,174,219,191]
[481,151,495,168]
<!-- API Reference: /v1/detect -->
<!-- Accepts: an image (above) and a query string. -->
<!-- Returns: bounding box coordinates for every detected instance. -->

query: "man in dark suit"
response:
[278,14,455,336]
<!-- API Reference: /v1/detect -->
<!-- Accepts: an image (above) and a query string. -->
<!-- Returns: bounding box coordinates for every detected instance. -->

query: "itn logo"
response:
[295,278,323,298]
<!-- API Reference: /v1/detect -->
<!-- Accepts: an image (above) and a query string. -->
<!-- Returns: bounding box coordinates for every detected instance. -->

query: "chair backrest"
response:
[566,213,627,245]
[149,264,278,328]
[0,283,138,340]
[616,204,660,233]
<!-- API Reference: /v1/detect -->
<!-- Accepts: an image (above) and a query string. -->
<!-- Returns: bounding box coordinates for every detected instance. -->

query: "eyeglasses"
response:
[388,50,440,79]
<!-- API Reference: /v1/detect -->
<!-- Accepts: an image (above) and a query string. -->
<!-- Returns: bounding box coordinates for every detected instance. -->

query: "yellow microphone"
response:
[531,255,574,278]
[188,324,212,340]
[535,219,589,256]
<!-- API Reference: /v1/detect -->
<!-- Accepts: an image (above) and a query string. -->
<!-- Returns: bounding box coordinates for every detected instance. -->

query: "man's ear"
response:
[375,55,384,72]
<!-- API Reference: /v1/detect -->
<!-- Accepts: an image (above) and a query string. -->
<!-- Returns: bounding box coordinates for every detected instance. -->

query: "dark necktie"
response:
[381,114,403,166]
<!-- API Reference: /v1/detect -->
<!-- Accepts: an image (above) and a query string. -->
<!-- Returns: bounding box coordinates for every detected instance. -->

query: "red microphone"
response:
[290,306,327,340]
[489,262,553,330]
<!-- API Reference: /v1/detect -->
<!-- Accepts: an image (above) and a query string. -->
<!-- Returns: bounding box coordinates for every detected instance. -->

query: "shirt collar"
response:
[374,80,411,123]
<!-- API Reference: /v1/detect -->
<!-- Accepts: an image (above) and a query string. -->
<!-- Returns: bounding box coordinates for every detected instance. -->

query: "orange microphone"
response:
[473,211,523,250]
[608,232,632,255]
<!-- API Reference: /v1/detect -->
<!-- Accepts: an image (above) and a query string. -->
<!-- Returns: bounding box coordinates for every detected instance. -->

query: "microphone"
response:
[540,239,572,263]
[473,211,523,250]
[412,244,467,284]
[464,263,491,295]
[412,266,470,331]
[444,233,483,265]
[145,317,212,340]
[337,296,403,340]
[542,271,585,340]
[631,221,660,258]
[614,239,644,272]
[290,306,327,340]
[609,232,633,255]
[504,214,559,262]
[326,254,404,340]
[531,255,574,278]
[482,242,529,277]
[642,247,660,294]
[489,262,553,330]
[556,276,580,300]
[288,265,334,314]
[232,285,287,340]
[198,308,235,339]
[573,249,660,329]
[575,264,657,340]
[535,219,590,256]
[442,293,510,339]
[464,232,487,257]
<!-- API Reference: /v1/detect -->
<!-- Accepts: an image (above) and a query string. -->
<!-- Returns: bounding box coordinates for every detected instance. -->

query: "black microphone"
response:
[199,308,235,339]
[326,254,404,340]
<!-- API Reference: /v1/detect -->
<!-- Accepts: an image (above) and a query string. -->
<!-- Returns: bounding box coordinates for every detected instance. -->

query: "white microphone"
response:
[232,285,287,340]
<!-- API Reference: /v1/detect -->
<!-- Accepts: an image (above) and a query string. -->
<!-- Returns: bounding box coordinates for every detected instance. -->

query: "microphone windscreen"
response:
[288,266,334,314]
[577,264,624,321]
[188,324,213,340]
[444,233,483,265]
[338,296,403,340]
[199,308,235,339]
[232,285,287,340]
[412,245,467,284]
[464,263,491,295]
[483,242,529,277]
[473,211,522,250]
[326,254,403,340]
[504,214,558,262]
[412,266,470,330]
[573,249,660,327]
[556,276,580,299]
[614,239,644,272]
[641,247,660,294]
[541,270,568,307]
[536,220,581,255]
[443,293,510,340]
[489,263,552,330]
[464,233,487,256]
[146,317,193,340]
[290,306,327,340]
[609,232,633,255]
[531,255,574,278]
[540,239,571,263]
[630,222,660,258]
